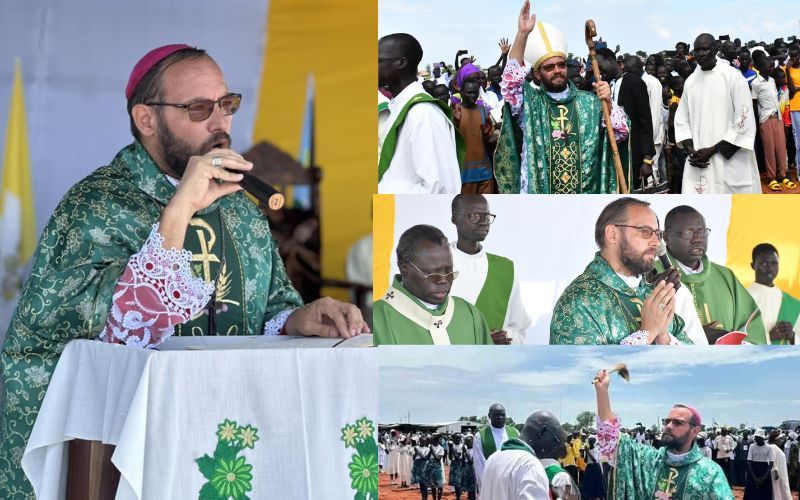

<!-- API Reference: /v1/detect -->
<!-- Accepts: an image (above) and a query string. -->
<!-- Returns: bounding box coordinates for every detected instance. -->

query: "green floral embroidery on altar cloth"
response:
[341,417,378,499]
[197,419,260,499]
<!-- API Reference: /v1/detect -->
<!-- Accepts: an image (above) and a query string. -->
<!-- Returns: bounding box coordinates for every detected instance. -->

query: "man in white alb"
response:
[674,33,760,193]
[449,195,531,344]
[378,33,461,194]
[473,404,521,490]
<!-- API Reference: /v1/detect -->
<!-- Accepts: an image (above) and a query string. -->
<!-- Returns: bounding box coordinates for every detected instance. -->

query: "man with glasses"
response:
[593,369,733,499]
[480,410,567,500]
[659,205,767,344]
[0,45,369,494]
[449,195,530,344]
[493,0,623,194]
[550,197,693,345]
[373,224,492,344]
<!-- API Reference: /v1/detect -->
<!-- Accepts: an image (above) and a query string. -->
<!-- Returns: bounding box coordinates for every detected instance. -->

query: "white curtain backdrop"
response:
[390,194,732,344]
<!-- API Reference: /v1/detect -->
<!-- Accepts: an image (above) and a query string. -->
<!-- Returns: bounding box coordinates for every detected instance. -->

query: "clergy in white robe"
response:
[472,404,520,490]
[769,442,793,500]
[642,71,665,182]
[674,36,760,194]
[747,243,800,345]
[449,241,531,344]
[480,440,550,500]
[377,79,461,194]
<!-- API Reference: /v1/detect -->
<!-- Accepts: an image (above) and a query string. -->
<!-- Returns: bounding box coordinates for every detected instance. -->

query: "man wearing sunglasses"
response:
[658,205,767,344]
[593,369,733,499]
[0,45,369,493]
[493,0,624,194]
[551,197,694,345]
[373,224,492,344]
[449,195,531,345]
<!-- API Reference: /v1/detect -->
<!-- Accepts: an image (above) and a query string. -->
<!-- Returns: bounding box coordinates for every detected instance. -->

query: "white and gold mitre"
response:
[524,21,568,70]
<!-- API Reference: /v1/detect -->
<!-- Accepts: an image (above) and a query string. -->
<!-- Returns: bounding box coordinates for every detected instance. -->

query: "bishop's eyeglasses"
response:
[145,93,242,122]
[614,224,663,240]
[407,261,459,283]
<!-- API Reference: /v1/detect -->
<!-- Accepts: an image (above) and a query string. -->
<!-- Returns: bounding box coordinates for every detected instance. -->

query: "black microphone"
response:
[657,239,671,270]
[225,170,285,210]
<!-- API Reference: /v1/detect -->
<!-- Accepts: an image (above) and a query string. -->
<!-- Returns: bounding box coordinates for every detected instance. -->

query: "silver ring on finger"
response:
[658,303,666,311]
[211,156,223,167]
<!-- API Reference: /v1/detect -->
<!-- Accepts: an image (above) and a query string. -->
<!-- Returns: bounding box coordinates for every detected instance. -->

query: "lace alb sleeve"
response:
[99,224,214,348]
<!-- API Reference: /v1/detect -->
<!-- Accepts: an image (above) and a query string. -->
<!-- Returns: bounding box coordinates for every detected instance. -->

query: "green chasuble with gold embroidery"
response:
[656,253,767,344]
[373,276,492,345]
[494,82,621,194]
[0,141,302,497]
[610,434,733,500]
[550,253,691,345]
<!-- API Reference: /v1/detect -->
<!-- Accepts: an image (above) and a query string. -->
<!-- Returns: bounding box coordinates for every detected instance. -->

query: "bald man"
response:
[674,33,760,193]
[481,411,565,499]
[472,404,521,490]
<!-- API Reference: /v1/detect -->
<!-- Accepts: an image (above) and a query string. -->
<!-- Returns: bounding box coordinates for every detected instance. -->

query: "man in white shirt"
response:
[378,33,461,194]
[449,194,531,344]
[751,57,795,190]
[714,427,736,486]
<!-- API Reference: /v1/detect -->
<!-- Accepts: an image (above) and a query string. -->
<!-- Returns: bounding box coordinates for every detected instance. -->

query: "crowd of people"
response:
[379,397,800,499]
[378,0,800,195]
[374,195,800,346]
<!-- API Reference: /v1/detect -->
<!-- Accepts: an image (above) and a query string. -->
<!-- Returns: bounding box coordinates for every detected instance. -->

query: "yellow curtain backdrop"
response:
[372,194,394,299]
[253,0,376,299]
[727,196,800,297]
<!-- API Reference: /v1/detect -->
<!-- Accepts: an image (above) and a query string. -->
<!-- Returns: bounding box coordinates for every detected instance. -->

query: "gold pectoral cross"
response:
[663,467,679,497]
[189,219,220,282]
[555,105,570,130]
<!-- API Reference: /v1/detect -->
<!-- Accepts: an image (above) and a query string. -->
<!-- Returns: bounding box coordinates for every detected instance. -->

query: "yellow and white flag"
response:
[0,60,36,326]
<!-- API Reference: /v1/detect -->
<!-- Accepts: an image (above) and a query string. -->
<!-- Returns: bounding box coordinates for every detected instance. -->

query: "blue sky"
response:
[379,347,800,429]
[379,0,798,70]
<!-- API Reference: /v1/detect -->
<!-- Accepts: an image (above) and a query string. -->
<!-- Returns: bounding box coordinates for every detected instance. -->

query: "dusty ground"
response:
[379,469,798,499]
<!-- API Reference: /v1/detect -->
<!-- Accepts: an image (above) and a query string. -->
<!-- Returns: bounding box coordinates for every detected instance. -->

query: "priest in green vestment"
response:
[0,45,368,498]
[493,0,625,194]
[747,244,799,345]
[594,369,733,500]
[658,205,767,344]
[551,198,693,345]
[373,224,492,345]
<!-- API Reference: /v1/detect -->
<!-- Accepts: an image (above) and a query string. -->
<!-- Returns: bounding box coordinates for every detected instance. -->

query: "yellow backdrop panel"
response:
[727,196,799,297]
[253,0,376,299]
[373,194,394,299]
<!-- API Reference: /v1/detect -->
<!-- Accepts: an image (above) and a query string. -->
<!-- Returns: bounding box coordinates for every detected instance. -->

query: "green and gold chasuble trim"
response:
[610,434,733,500]
[656,253,767,344]
[372,277,493,345]
[481,425,520,458]
[494,82,621,194]
[474,253,514,331]
[377,93,465,182]
[0,141,303,497]
[550,253,690,345]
